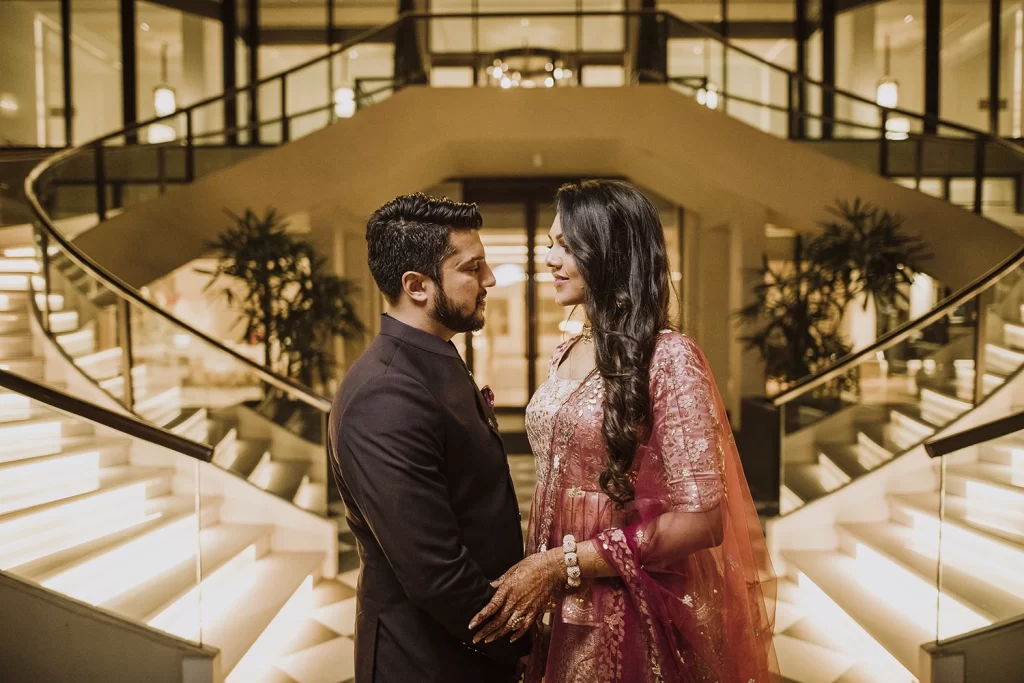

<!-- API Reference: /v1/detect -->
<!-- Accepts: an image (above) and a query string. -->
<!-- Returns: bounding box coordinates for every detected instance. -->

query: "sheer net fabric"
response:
[524,333,779,683]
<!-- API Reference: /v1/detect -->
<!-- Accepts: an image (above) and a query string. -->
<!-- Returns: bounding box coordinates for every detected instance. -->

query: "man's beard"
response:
[431,287,486,334]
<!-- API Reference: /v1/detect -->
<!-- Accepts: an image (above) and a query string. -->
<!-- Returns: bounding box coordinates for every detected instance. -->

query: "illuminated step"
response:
[0,258,40,274]
[838,522,1017,624]
[99,524,273,624]
[75,348,124,381]
[197,552,323,676]
[774,634,855,683]
[0,467,175,569]
[783,464,833,509]
[783,550,933,680]
[780,485,805,515]
[953,360,1004,400]
[0,311,29,335]
[212,431,270,478]
[985,343,1024,376]
[855,425,900,467]
[293,477,327,513]
[33,293,65,311]
[247,453,310,501]
[0,274,30,292]
[48,310,79,334]
[0,414,93,454]
[2,247,37,259]
[888,492,1024,593]
[888,408,936,442]
[1004,321,1024,350]
[0,356,45,380]
[55,324,96,358]
[919,388,971,426]
[943,462,1024,512]
[979,436,1024,468]
[0,438,131,513]
[133,386,183,426]
[0,333,34,358]
[0,390,34,422]
[816,443,870,481]
[11,495,221,581]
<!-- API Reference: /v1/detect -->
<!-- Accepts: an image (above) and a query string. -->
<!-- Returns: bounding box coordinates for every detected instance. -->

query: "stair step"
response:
[0,355,45,380]
[11,496,222,580]
[888,407,937,443]
[0,258,40,273]
[0,332,34,359]
[0,438,132,512]
[48,310,79,333]
[0,466,175,569]
[986,343,1024,376]
[918,388,972,425]
[774,634,856,683]
[888,492,1024,575]
[55,324,96,358]
[0,414,92,447]
[817,443,870,480]
[839,522,1018,622]
[783,550,927,680]
[943,462,1024,510]
[248,458,310,501]
[855,425,900,467]
[109,523,274,623]
[980,437,1024,467]
[170,551,324,675]
[1003,321,1024,350]
[0,311,29,335]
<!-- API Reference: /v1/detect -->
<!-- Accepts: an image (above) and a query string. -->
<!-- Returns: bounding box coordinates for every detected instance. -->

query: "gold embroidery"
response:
[682,594,694,607]
[568,486,585,499]
[635,529,647,545]
[727,555,739,572]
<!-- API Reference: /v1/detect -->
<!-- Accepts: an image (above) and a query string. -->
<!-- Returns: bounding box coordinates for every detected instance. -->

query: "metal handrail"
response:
[0,368,213,462]
[24,9,1024,420]
[772,245,1024,405]
[924,408,1024,458]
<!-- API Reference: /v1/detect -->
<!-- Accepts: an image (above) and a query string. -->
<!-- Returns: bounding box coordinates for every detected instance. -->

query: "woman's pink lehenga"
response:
[523,332,780,683]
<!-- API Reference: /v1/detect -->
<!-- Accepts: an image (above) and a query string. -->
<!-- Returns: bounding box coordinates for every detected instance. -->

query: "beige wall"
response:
[0,571,217,683]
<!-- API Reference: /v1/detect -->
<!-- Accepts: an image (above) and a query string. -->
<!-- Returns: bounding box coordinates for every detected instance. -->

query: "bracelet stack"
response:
[562,534,581,589]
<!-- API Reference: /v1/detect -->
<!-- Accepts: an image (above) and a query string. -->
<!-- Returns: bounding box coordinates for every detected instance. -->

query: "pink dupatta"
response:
[525,332,779,683]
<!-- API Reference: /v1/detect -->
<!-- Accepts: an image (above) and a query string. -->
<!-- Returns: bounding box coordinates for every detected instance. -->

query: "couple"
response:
[327,181,780,683]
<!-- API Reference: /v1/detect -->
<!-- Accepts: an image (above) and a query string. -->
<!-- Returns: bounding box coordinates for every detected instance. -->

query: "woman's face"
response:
[545,215,586,307]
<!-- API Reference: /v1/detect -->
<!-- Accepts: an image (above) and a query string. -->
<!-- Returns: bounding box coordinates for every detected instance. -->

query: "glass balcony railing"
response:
[0,366,212,646]
[921,410,1024,662]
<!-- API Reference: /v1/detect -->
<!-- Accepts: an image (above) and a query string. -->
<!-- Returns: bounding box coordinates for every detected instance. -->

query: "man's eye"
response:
[469,264,480,272]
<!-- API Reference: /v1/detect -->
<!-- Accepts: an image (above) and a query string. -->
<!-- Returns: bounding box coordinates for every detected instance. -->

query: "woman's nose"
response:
[545,248,558,267]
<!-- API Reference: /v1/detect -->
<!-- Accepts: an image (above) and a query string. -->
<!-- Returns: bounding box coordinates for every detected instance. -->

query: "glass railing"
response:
[775,249,1024,514]
[923,410,1024,658]
[23,10,1024,522]
[27,168,334,516]
[0,366,213,647]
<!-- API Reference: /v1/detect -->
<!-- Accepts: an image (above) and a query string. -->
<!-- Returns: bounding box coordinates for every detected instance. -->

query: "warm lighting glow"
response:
[153,86,176,117]
[492,263,527,287]
[3,247,36,258]
[225,575,314,682]
[885,116,911,141]
[558,320,584,335]
[334,87,356,118]
[904,14,914,23]
[545,76,555,88]
[876,79,899,109]
[500,77,512,89]
[697,84,720,110]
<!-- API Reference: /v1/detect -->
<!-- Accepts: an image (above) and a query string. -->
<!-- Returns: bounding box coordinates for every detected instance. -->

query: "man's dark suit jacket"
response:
[328,314,530,683]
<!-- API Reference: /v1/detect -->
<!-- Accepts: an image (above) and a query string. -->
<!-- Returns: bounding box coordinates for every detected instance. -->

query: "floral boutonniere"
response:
[481,385,495,410]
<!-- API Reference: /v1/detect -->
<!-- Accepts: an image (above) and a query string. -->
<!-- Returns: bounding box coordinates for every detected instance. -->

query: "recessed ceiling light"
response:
[140,22,150,31]
[904,14,914,23]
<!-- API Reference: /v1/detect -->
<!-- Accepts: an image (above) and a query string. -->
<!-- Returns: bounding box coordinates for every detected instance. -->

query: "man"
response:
[328,193,530,682]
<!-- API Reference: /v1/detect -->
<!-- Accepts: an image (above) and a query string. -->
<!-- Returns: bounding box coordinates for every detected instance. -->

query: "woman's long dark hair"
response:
[556,180,672,506]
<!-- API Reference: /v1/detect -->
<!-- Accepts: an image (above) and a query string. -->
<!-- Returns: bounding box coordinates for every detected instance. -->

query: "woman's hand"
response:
[468,549,565,644]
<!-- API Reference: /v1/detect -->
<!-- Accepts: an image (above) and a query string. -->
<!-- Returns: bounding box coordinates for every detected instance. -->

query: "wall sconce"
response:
[334,87,356,118]
[149,43,176,143]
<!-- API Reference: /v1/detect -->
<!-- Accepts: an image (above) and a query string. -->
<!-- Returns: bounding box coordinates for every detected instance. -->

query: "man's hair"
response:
[366,193,483,304]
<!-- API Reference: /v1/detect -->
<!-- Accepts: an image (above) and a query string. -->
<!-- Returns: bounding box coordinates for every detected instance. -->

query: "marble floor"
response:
[261,454,537,683]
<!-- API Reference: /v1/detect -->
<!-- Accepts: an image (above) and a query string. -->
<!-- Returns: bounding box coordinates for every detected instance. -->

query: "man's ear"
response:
[401,271,432,304]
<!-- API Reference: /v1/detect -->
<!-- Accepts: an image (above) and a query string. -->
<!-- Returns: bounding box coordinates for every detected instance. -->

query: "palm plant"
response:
[198,208,363,392]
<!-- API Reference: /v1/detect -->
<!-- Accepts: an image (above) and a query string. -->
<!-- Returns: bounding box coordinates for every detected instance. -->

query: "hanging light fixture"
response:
[333,87,356,118]
[149,43,176,143]
[876,36,909,139]
[696,39,720,110]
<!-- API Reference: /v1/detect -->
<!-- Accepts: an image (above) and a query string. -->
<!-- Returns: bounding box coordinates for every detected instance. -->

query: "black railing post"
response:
[281,76,290,142]
[158,146,167,195]
[914,134,924,191]
[118,299,136,410]
[787,72,796,140]
[972,293,991,404]
[39,231,52,332]
[879,110,890,177]
[185,110,196,183]
[94,144,107,222]
[973,136,986,215]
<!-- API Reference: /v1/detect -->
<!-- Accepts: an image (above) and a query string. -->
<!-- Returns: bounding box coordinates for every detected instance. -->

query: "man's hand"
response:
[468,550,565,644]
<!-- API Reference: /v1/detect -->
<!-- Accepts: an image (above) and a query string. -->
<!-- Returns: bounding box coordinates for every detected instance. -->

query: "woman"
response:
[468,180,780,683]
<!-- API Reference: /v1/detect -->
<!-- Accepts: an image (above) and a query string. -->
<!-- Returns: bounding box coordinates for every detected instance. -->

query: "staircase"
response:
[770,268,1024,680]
[0,243,361,681]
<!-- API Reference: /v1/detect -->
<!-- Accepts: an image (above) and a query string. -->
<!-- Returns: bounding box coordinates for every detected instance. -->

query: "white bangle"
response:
[562,534,581,589]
